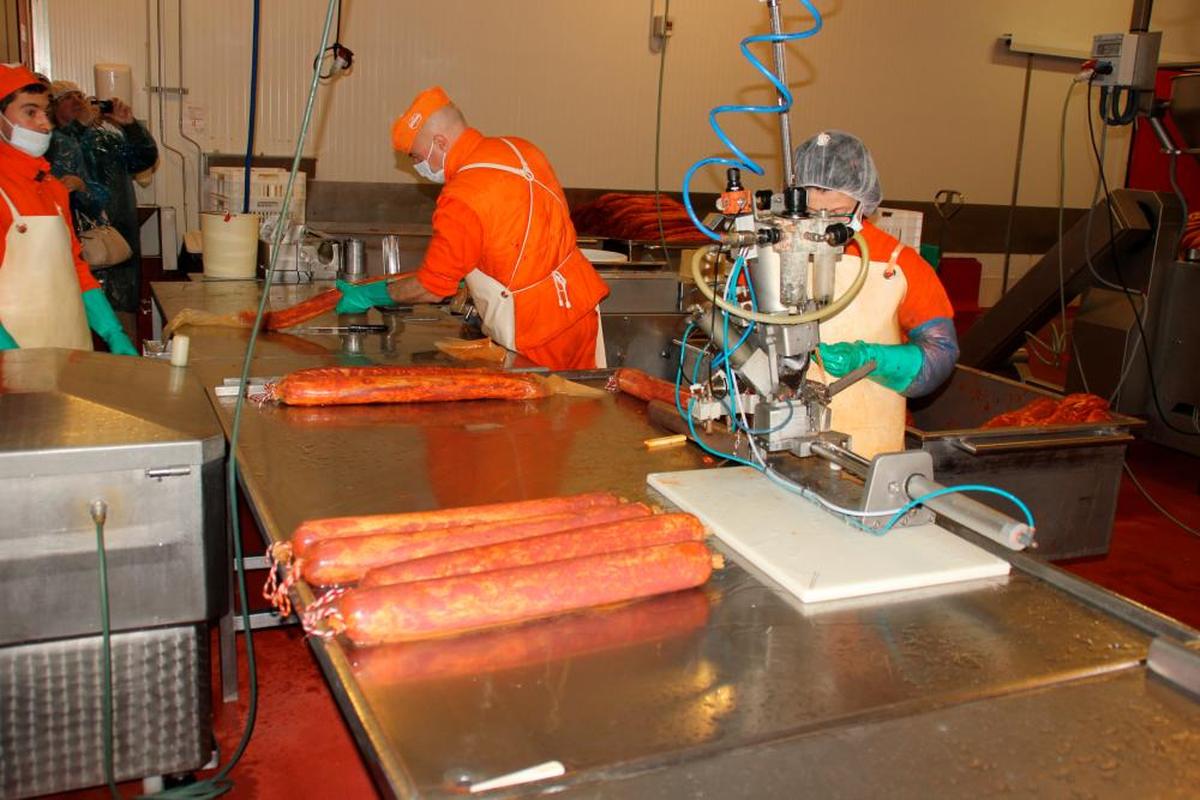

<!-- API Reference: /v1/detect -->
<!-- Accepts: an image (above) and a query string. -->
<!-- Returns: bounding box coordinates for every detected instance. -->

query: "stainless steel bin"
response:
[0,349,226,797]
[906,365,1142,560]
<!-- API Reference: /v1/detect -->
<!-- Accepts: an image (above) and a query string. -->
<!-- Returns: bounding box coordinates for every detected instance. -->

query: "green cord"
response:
[93,509,121,800]
[97,4,342,799]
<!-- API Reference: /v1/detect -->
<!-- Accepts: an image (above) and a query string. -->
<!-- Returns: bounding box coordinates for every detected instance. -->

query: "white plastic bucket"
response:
[200,212,260,280]
[94,63,133,104]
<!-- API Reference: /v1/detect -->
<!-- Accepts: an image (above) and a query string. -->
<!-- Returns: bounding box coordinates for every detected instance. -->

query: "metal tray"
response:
[907,365,1143,559]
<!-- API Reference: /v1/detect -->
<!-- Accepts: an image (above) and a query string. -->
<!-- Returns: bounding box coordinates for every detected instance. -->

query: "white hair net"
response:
[793,130,882,216]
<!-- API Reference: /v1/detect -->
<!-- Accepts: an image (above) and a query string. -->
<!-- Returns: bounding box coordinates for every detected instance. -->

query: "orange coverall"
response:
[415,128,609,370]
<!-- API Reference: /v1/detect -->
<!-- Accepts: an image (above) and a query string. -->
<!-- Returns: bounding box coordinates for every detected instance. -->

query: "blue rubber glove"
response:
[335,279,395,315]
[0,323,18,350]
[82,289,139,356]
[817,340,923,394]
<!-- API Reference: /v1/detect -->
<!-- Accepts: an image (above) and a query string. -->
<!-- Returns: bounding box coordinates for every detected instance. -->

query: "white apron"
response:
[810,243,907,459]
[458,138,606,367]
[0,185,92,349]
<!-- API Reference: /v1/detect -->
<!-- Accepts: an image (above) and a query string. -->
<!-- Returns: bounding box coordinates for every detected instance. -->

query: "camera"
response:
[95,99,114,114]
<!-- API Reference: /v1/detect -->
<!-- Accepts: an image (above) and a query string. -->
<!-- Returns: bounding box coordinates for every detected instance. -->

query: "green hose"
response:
[91,502,121,800]
[690,231,871,325]
[77,4,342,799]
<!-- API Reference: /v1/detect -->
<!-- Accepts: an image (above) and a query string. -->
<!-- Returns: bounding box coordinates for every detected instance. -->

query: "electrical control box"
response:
[1090,31,1162,90]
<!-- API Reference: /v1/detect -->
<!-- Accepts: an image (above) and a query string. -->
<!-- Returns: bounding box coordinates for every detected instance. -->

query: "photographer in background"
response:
[47,80,157,340]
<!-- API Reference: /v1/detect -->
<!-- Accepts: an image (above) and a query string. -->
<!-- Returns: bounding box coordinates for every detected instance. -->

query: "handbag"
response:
[76,211,133,268]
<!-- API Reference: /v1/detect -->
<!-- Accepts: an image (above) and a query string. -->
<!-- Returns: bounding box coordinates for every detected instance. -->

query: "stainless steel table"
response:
[153,281,1200,798]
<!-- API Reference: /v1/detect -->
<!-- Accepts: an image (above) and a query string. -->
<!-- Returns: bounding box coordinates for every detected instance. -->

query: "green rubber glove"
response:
[335,279,395,314]
[818,340,923,394]
[0,323,18,350]
[82,289,139,356]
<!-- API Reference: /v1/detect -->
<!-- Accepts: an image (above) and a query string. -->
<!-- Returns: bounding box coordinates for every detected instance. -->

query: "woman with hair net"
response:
[794,130,958,457]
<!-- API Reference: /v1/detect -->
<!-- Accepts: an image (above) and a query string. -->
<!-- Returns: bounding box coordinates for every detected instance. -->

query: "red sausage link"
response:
[300,502,653,586]
[362,512,703,587]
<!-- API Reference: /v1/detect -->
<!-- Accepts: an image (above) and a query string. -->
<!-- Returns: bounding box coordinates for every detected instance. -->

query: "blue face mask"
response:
[413,140,444,184]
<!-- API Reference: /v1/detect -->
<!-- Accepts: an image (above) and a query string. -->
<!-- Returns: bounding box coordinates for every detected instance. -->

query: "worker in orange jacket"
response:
[797,131,958,456]
[336,87,610,370]
[0,64,136,354]
[798,131,957,397]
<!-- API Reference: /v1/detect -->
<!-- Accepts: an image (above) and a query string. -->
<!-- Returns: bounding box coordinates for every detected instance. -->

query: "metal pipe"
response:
[907,474,1034,550]
[1148,116,1180,155]
[176,0,205,227]
[156,0,189,228]
[1000,53,1033,297]
[809,441,870,479]
[765,0,794,183]
[691,306,757,371]
[1129,0,1153,33]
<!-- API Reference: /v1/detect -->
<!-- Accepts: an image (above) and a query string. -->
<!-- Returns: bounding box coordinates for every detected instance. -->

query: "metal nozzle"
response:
[89,499,109,526]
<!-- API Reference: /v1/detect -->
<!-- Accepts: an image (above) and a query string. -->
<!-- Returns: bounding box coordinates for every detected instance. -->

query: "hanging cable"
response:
[681,0,823,239]
[1086,79,1198,437]
[653,0,672,256]
[242,0,261,213]
[1124,463,1200,538]
[149,4,340,798]
[1072,291,1199,540]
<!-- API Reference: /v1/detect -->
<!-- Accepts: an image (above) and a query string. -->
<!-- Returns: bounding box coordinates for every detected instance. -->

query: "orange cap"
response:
[0,64,43,104]
[391,86,451,153]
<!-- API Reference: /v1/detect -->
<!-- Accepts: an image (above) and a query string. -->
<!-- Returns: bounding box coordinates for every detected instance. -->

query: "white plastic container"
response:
[94,63,133,104]
[200,212,259,280]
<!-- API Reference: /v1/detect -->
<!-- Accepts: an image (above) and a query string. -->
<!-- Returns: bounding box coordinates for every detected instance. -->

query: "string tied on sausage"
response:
[301,586,348,639]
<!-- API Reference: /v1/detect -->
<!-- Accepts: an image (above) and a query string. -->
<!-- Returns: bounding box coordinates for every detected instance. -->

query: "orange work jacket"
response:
[415,128,608,351]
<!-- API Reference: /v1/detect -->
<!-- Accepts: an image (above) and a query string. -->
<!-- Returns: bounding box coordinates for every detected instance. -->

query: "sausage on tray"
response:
[264,491,626,610]
[263,366,549,406]
[607,367,691,407]
[302,541,719,646]
[361,512,704,587]
[237,276,391,331]
[296,502,654,587]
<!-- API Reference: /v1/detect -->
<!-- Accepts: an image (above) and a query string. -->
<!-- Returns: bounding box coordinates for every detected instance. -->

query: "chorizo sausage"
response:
[263,366,548,406]
[305,541,717,645]
[361,512,703,587]
[286,491,624,561]
[608,367,691,407]
[298,502,654,586]
[237,276,391,331]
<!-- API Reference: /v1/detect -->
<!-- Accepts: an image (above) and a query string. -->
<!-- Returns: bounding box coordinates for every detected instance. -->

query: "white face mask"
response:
[413,140,445,184]
[0,115,51,158]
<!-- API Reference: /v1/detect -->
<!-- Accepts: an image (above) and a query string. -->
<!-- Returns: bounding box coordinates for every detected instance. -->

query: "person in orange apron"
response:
[0,64,136,355]
[335,86,609,370]
[795,131,958,457]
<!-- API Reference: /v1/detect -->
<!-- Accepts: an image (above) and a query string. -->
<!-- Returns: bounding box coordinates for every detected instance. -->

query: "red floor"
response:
[47,441,1199,800]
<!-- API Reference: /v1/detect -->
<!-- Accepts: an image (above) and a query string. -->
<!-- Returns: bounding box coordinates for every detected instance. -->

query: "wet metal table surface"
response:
[152,282,1200,798]
[151,280,467,365]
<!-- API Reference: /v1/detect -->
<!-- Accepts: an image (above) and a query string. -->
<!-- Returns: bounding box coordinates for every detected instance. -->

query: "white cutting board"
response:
[648,467,1009,603]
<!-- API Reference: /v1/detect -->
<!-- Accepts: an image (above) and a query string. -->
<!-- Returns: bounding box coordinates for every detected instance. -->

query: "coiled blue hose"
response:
[683,0,824,239]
